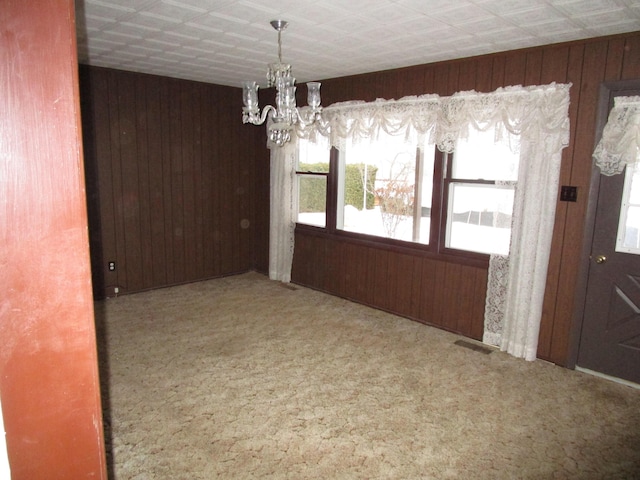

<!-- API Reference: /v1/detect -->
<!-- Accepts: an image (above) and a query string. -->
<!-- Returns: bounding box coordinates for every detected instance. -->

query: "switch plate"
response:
[560,185,578,202]
[108,261,116,271]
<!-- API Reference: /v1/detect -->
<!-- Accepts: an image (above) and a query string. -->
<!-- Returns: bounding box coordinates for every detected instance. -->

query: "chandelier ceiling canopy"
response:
[242,20,325,147]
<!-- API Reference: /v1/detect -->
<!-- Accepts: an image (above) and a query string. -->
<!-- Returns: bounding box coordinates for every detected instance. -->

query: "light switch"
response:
[560,186,577,202]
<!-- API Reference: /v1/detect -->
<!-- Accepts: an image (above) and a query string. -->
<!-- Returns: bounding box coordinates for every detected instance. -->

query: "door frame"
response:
[568,79,640,369]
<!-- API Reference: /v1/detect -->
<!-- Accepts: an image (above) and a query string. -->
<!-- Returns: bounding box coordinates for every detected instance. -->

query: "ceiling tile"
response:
[77,0,640,87]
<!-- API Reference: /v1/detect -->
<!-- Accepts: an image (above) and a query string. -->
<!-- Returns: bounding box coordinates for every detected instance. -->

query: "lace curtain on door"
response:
[593,96,640,176]
[269,84,571,361]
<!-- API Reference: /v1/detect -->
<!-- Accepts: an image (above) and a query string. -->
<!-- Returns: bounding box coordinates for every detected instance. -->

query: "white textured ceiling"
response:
[75,0,640,89]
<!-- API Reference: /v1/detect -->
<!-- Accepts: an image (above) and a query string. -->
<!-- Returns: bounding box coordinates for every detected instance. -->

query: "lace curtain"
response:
[593,96,640,176]
[268,140,297,282]
[269,84,571,362]
[495,100,570,360]
[483,254,510,346]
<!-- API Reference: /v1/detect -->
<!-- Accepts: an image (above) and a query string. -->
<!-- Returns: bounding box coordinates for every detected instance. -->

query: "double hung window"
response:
[444,128,518,255]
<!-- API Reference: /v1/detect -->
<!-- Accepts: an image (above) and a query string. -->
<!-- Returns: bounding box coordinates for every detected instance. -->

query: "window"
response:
[616,163,640,254]
[444,128,519,255]
[336,132,434,244]
[296,126,520,257]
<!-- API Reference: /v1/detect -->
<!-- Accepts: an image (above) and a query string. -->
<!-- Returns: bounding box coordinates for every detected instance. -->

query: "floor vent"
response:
[454,339,493,355]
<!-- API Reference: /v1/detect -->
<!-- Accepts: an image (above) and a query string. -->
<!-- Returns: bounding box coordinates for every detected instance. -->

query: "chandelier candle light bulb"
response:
[242,20,325,147]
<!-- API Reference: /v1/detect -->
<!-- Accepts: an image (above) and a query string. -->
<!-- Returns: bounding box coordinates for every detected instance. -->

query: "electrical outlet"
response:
[108,261,116,271]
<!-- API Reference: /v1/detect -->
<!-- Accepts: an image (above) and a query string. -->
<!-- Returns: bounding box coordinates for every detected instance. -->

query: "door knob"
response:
[594,254,607,264]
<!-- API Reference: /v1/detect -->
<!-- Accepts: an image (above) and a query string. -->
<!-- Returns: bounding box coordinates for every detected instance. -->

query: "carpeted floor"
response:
[95,272,640,479]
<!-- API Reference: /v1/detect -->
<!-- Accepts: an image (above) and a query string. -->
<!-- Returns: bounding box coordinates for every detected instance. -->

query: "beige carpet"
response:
[95,272,640,479]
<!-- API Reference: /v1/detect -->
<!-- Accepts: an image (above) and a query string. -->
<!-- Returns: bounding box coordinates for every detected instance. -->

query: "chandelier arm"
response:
[244,105,276,126]
[295,108,324,128]
[260,105,276,125]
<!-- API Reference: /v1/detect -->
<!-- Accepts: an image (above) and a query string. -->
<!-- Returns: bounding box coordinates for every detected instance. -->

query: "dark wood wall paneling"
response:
[80,66,260,298]
[290,33,640,365]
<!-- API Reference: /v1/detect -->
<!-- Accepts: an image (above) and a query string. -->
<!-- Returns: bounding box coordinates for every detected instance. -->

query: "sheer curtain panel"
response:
[268,140,297,283]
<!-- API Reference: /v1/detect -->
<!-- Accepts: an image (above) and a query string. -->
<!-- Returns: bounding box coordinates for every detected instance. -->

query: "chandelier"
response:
[242,20,324,147]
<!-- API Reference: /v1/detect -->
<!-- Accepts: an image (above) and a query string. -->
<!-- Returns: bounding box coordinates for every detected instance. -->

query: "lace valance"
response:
[593,96,640,176]
[296,83,571,155]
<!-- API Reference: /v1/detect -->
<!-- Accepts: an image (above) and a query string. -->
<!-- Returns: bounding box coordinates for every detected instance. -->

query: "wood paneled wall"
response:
[292,231,488,340]
[287,32,640,365]
[80,66,262,298]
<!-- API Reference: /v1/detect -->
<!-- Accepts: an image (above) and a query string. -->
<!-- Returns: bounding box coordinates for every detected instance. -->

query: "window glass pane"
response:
[415,146,435,244]
[446,183,514,255]
[297,138,330,227]
[297,175,326,227]
[453,127,519,181]
[298,137,329,172]
[338,132,431,243]
[616,164,640,254]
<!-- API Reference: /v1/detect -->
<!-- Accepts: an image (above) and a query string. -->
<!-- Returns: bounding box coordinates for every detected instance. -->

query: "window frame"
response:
[295,144,498,266]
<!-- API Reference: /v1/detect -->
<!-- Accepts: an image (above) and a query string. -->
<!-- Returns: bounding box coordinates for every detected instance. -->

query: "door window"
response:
[616,162,640,254]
